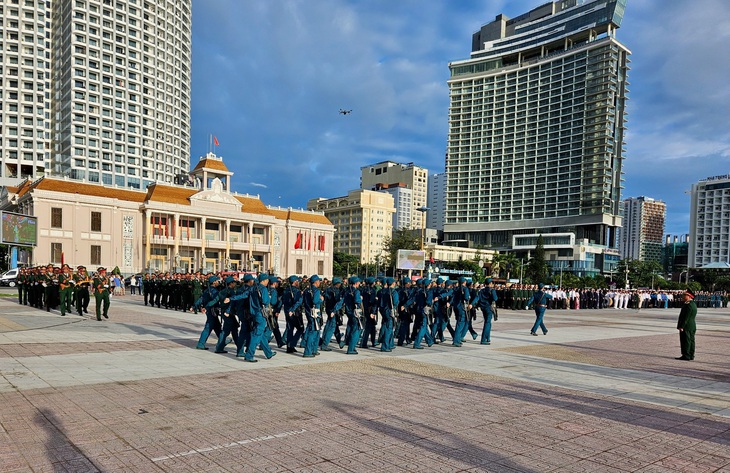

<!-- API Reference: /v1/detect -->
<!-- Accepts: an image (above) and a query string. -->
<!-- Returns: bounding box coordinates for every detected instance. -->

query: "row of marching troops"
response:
[15,265,114,320]
[137,273,204,312]
[193,273,503,362]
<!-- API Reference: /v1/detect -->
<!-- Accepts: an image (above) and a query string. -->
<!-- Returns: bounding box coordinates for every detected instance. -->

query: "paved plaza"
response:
[0,293,728,472]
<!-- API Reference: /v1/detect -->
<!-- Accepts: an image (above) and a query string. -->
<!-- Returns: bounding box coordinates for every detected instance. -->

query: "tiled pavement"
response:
[0,295,728,472]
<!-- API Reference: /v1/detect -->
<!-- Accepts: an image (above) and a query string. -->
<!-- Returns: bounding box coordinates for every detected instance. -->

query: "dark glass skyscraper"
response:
[444,0,629,276]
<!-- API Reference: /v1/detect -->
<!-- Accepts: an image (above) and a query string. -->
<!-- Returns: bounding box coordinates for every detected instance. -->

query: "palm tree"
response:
[489,253,506,278]
[502,253,520,280]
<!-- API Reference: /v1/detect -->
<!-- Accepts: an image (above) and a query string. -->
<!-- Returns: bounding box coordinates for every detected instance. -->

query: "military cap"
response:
[365,276,376,285]
[257,273,269,282]
[685,289,695,299]
[486,278,493,283]
[98,267,107,272]
[225,276,236,285]
[288,275,300,283]
[348,276,360,285]
[332,277,343,285]
[310,274,321,283]
[458,276,466,283]
[538,282,545,289]
[385,277,395,286]
[208,275,219,284]
[242,274,255,282]
[77,265,86,270]
[437,277,445,284]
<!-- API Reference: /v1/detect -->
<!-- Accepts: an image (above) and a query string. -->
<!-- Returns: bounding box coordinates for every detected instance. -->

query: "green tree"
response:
[525,235,549,284]
[381,229,420,273]
[333,252,359,278]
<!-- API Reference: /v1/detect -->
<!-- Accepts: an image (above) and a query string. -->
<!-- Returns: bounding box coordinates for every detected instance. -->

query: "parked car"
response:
[0,268,19,287]
[124,274,143,286]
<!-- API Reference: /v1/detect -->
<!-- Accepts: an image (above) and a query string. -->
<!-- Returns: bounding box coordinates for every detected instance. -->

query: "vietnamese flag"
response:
[213,136,219,146]
[294,232,302,249]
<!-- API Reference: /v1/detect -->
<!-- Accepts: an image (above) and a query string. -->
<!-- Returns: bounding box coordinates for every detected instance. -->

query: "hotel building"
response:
[689,174,730,268]
[619,196,666,263]
[443,0,629,276]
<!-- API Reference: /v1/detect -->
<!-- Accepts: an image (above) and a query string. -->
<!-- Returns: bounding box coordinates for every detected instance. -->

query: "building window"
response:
[296,259,303,274]
[51,243,62,264]
[91,211,102,232]
[51,207,63,228]
[90,245,102,265]
[318,260,324,275]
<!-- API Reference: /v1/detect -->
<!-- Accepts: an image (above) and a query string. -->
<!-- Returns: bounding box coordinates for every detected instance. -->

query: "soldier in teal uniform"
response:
[676,289,698,361]
[526,282,552,336]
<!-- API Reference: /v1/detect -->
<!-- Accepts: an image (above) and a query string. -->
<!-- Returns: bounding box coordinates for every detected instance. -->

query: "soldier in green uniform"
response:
[191,272,203,313]
[43,264,55,312]
[676,289,697,361]
[58,264,74,316]
[74,266,92,315]
[93,267,111,320]
[17,268,26,305]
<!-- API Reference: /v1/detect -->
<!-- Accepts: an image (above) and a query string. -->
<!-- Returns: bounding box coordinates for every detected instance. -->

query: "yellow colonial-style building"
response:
[0,153,334,277]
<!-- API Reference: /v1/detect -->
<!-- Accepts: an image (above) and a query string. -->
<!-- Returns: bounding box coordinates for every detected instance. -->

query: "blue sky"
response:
[190,0,730,237]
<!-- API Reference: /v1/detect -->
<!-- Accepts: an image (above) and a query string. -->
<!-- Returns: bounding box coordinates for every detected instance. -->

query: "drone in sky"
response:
[339,109,352,115]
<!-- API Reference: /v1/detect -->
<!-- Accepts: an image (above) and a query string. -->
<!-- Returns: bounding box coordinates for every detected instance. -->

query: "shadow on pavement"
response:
[377,365,730,447]
[326,399,538,472]
[34,408,99,472]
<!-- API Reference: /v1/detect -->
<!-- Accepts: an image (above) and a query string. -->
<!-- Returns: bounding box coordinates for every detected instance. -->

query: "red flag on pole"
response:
[294,232,302,249]
[308,232,311,251]
[213,136,219,147]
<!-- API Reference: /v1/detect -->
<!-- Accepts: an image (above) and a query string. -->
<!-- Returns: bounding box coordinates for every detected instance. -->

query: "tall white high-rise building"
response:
[374,183,412,231]
[619,196,666,263]
[689,174,730,268]
[0,0,51,183]
[427,172,446,231]
[443,0,629,276]
[0,0,192,189]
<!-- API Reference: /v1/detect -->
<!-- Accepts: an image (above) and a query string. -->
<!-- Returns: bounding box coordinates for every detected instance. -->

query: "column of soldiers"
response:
[15,265,114,320]
[192,274,504,361]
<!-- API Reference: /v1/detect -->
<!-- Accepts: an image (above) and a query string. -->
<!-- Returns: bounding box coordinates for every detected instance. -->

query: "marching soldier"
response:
[58,264,74,316]
[283,276,304,354]
[302,275,323,358]
[341,276,363,355]
[93,267,111,320]
[320,277,344,351]
[376,277,398,352]
[73,266,92,316]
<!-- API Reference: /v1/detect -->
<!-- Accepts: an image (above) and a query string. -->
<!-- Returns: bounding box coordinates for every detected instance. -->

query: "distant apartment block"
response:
[0,0,192,189]
[427,172,446,231]
[361,161,427,230]
[619,196,666,263]
[689,174,730,267]
[308,190,395,264]
[374,183,412,230]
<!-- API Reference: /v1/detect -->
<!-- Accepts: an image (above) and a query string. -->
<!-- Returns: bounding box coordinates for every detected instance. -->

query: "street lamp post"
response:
[519,258,524,284]
[624,267,630,289]
[416,206,429,251]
